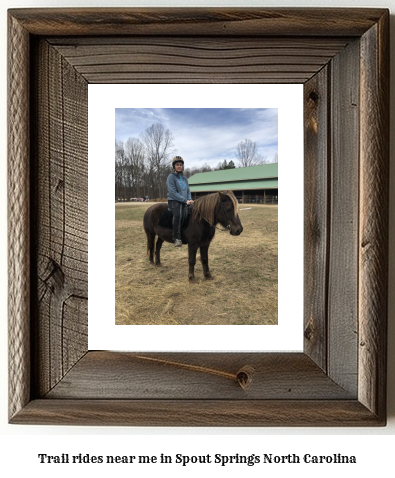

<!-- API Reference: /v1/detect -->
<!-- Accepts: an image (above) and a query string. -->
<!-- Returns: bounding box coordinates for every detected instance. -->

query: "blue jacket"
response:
[166,172,191,203]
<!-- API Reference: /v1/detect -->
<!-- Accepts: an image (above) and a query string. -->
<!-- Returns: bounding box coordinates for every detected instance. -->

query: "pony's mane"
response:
[191,190,238,225]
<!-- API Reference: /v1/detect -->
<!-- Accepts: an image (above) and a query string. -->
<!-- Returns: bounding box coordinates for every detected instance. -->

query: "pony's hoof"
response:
[205,274,214,280]
[155,262,163,267]
[189,277,197,283]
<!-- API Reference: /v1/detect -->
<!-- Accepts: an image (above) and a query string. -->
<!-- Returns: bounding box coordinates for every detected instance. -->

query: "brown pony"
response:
[143,191,243,282]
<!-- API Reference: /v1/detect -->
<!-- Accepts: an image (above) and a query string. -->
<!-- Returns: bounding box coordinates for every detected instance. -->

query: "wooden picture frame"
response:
[8,8,389,426]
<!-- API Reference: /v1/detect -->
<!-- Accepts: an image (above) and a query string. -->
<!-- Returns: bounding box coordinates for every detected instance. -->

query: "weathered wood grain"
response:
[8,12,31,421]
[8,7,387,37]
[327,39,360,396]
[30,39,88,397]
[359,13,389,419]
[11,399,384,427]
[49,37,350,84]
[45,352,354,400]
[7,8,389,426]
[303,67,330,371]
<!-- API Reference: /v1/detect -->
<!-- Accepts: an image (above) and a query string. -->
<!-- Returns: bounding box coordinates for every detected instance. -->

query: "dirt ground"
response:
[115,202,278,325]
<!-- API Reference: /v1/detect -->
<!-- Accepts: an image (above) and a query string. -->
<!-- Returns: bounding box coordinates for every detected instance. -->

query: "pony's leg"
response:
[200,245,213,280]
[147,233,156,264]
[155,237,164,267]
[188,243,198,282]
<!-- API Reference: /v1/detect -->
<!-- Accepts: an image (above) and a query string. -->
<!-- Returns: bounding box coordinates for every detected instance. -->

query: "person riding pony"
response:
[166,156,194,247]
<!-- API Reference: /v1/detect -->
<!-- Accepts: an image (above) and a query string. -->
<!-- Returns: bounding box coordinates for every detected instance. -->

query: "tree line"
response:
[115,122,277,200]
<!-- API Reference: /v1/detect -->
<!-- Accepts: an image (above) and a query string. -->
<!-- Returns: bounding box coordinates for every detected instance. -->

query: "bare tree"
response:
[125,137,145,197]
[185,163,213,178]
[140,123,175,199]
[256,154,270,164]
[201,162,212,173]
[115,140,127,200]
[235,138,264,167]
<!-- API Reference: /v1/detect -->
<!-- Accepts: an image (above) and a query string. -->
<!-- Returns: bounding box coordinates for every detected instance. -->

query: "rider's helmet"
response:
[172,156,184,169]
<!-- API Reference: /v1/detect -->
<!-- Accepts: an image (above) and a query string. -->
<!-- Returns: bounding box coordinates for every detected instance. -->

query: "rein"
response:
[202,202,231,232]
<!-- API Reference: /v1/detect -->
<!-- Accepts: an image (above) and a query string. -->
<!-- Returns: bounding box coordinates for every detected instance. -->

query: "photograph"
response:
[114,108,278,325]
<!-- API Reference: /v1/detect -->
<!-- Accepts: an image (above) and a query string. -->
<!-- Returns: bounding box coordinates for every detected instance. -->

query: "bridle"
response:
[202,201,232,232]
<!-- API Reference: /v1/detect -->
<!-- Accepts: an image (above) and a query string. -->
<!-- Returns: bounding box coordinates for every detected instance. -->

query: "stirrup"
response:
[174,239,182,248]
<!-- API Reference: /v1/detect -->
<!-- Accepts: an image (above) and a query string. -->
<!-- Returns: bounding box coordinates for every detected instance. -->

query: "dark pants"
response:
[168,200,184,240]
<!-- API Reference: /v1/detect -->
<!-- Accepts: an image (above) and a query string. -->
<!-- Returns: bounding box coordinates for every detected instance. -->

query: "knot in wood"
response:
[236,365,254,390]
[304,321,314,341]
[308,91,319,103]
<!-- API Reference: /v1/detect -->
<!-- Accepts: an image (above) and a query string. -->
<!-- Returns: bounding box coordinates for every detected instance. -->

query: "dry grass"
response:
[115,203,278,325]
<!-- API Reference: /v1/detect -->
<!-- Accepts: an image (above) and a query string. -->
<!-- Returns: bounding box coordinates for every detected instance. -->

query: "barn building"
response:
[188,163,278,204]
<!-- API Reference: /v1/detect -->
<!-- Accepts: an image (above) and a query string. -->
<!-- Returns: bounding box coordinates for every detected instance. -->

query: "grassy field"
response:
[115,202,278,325]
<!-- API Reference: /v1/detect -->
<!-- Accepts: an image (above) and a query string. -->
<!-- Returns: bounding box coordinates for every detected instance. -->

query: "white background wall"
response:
[1,0,394,476]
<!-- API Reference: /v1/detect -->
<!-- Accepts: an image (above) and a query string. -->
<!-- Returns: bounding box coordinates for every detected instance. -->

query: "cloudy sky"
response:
[115,108,278,170]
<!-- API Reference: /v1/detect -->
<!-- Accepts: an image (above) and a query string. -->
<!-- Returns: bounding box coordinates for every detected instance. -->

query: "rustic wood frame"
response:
[8,8,389,426]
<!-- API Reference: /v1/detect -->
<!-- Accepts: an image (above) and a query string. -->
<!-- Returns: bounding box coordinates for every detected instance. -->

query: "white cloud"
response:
[115,107,278,168]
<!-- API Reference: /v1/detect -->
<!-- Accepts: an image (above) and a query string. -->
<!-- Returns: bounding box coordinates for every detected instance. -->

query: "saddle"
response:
[157,204,191,231]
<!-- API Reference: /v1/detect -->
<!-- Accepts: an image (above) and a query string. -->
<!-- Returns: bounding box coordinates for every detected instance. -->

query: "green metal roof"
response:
[190,178,278,193]
[188,163,278,186]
